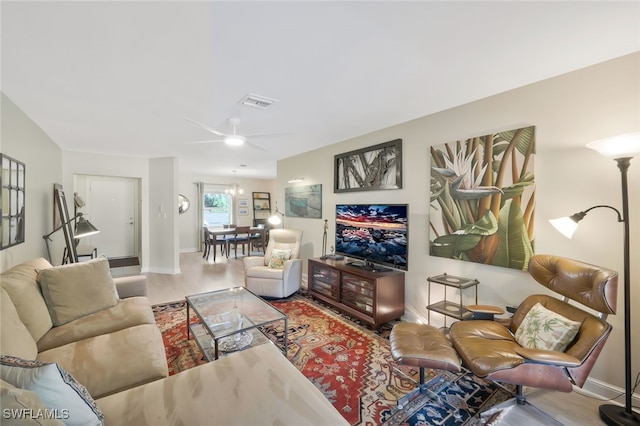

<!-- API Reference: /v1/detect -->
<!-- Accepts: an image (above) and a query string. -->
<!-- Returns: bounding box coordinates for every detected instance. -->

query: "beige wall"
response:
[277,53,640,398]
[0,93,63,271]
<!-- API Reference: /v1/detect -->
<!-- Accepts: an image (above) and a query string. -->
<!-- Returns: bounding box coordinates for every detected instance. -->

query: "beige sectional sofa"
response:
[0,257,348,426]
[96,343,349,426]
[1,257,168,400]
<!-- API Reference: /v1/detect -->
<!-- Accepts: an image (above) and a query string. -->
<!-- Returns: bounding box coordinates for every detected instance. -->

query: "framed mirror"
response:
[1,154,26,249]
[178,194,190,214]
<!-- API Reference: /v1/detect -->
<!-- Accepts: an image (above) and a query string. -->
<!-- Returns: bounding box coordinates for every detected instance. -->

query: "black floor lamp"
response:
[550,133,639,426]
[43,188,99,264]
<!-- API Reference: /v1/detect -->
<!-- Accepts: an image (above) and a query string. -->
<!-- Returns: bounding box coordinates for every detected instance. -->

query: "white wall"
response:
[277,53,640,398]
[0,93,62,271]
[148,157,179,274]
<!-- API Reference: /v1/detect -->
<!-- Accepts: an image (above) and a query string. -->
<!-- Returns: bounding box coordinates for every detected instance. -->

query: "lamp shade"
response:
[74,217,100,238]
[268,213,282,225]
[586,133,640,159]
[549,216,580,239]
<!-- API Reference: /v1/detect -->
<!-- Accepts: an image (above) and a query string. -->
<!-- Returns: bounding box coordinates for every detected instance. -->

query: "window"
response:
[203,191,232,227]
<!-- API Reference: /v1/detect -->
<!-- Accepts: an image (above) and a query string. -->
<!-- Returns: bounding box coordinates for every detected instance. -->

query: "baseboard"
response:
[580,377,640,407]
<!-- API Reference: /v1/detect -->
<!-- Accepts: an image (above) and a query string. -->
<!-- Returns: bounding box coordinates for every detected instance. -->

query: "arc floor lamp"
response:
[268,202,285,228]
[550,133,639,426]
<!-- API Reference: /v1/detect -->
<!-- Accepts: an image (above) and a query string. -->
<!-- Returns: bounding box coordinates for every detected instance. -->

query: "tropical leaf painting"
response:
[429,126,535,271]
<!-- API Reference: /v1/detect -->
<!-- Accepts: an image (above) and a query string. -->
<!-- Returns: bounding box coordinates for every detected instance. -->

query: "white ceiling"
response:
[2,1,639,179]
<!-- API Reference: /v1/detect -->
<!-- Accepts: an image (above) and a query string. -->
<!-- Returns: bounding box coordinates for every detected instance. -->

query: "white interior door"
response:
[86,177,139,258]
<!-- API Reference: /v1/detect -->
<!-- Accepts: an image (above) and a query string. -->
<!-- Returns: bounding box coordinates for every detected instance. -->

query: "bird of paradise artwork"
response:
[429,126,535,271]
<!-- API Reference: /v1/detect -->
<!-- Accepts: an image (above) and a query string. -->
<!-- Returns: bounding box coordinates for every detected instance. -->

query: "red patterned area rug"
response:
[152,300,207,375]
[264,296,416,425]
[152,294,510,425]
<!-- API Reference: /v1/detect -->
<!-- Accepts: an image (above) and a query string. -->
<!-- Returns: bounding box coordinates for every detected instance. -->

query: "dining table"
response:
[207,226,266,261]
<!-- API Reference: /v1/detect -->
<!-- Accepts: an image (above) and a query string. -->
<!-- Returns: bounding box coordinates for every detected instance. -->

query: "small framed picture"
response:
[238,199,249,208]
[238,207,249,216]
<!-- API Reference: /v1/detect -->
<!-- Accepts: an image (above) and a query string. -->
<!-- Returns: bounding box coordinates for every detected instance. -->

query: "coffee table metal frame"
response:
[186,286,288,361]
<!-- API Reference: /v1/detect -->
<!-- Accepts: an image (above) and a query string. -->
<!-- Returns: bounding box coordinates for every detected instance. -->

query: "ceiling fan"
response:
[184,117,287,151]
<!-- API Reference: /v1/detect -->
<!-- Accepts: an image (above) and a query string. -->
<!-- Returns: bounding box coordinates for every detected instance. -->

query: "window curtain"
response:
[196,181,204,250]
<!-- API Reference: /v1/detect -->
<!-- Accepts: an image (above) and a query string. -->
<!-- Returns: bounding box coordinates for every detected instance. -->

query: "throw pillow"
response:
[37,257,117,326]
[0,356,104,426]
[268,249,292,269]
[1,379,65,425]
[515,302,581,352]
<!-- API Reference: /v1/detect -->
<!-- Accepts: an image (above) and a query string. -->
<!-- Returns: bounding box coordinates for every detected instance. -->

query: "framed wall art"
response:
[1,154,26,250]
[429,125,536,271]
[334,139,402,193]
[285,184,322,218]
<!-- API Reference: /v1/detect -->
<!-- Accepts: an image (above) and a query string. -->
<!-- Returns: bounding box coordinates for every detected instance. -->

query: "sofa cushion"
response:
[1,289,38,359]
[37,258,118,326]
[0,379,65,425]
[113,275,148,298]
[1,258,53,341]
[37,324,168,399]
[0,356,103,426]
[37,297,156,352]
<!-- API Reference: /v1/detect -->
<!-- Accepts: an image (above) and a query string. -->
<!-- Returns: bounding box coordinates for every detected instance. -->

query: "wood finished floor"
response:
[145,252,608,426]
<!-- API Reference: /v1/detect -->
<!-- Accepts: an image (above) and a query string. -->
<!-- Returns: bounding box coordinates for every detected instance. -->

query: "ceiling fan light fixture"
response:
[224,135,245,146]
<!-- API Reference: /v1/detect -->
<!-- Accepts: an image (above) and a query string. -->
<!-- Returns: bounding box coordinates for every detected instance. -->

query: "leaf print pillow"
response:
[515,302,581,352]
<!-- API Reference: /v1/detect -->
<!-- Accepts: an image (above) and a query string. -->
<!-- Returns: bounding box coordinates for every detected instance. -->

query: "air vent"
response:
[239,93,278,109]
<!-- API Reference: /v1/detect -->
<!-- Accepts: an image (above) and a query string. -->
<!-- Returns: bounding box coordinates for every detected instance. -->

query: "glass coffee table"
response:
[186,286,288,361]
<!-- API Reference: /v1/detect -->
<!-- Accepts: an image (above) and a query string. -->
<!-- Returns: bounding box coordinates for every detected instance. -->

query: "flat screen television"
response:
[335,204,408,271]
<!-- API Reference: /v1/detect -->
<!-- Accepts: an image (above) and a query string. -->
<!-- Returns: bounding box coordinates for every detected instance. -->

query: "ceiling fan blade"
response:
[183,117,225,136]
[244,131,289,138]
[246,140,268,152]
[184,139,225,144]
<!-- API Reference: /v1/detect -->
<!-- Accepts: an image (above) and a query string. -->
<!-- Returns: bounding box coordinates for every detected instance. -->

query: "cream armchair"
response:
[243,228,303,298]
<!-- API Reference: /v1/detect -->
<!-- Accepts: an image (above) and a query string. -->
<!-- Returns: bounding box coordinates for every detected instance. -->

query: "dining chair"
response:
[249,224,266,253]
[202,227,212,259]
[203,227,227,261]
[226,226,251,259]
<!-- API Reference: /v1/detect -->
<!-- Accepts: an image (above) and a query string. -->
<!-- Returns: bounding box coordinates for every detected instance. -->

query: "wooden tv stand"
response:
[307,258,405,328]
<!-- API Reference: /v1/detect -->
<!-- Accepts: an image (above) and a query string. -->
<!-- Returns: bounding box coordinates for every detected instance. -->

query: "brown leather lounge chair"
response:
[390,254,618,420]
